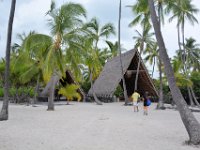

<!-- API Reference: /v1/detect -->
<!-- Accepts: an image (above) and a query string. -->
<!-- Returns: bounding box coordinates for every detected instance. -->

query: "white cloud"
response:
[1,0,200,65]
[14,0,51,33]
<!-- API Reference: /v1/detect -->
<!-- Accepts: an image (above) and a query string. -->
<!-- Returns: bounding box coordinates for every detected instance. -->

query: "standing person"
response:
[131,90,140,112]
[143,91,150,115]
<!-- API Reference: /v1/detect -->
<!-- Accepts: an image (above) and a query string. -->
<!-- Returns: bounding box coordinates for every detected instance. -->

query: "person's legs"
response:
[133,102,138,112]
[143,106,148,115]
[136,103,139,112]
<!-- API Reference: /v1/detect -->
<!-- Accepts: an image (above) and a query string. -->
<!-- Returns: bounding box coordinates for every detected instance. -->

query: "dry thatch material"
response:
[40,70,85,101]
[60,70,85,100]
[88,49,158,99]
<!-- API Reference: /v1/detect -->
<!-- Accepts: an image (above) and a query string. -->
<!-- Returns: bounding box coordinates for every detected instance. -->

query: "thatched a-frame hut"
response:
[88,49,158,101]
[40,70,85,101]
[59,70,85,100]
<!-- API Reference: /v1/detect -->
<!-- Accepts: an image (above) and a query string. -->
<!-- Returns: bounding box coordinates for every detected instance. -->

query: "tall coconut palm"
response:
[148,0,200,144]
[132,24,154,91]
[184,37,200,72]
[13,33,53,105]
[118,0,129,105]
[0,0,16,121]
[176,38,200,106]
[169,0,198,64]
[144,42,158,78]
[80,37,103,105]
[144,41,165,108]
[40,1,86,110]
[129,0,154,96]
[154,0,168,109]
[184,37,200,106]
[169,0,199,106]
[83,17,115,105]
[84,17,115,49]
[128,0,150,28]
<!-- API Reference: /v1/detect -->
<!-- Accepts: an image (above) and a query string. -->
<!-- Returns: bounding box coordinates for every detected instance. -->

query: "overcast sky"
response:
[1,0,200,60]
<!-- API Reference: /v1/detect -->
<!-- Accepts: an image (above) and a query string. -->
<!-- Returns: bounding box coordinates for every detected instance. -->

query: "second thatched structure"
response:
[88,49,158,102]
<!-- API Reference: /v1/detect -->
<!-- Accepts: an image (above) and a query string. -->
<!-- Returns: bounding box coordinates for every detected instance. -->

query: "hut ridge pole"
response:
[118,0,129,105]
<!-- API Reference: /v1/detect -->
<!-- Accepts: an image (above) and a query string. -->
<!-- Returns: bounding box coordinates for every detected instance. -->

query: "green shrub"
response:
[191,71,200,99]
[114,85,123,97]
[0,87,3,97]
[9,87,16,97]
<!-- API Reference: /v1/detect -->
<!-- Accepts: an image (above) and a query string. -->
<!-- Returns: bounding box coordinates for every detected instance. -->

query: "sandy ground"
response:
[0,101,200,150]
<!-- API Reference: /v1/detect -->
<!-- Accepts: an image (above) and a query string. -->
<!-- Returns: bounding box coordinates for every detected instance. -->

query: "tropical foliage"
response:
[0,0,199,107]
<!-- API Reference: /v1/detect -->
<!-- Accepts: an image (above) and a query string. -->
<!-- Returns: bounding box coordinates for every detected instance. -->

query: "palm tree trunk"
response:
[118,0,128,105]
[134,50,141,91]
[177,25,182,55]
[181,22,194,107]
[89,70,102,105]
[157,2,164,109]
[148,0,200,145]
[157,58,164,109]
[190,87,200,107]
[182,20,186,68]
[187,86,194,106]
[0,0,16,121]
[47,73,59,111]
[151,57,156,78]
[33,74,40,106]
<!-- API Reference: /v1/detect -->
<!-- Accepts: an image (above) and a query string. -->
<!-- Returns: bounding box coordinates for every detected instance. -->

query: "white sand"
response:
[0,101,200,150]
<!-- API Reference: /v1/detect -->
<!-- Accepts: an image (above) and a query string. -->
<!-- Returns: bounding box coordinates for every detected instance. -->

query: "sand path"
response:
[0,102,200,150]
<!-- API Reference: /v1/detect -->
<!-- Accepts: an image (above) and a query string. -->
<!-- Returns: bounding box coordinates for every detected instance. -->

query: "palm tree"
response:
[172,57,193,88]
[144,42,158,78]
[128,0,150,28]
[0,0,16,121]
[83,17,115,105]
[13,33,52,105]
[118,0,129,105]
[129,0,156,98]
[175,37,200,106]
[184,37,200,72]
[80,37,103,105]
[154,0,169,109]
[84,18,115,49]
[106,40,119,58]
[132,24,154,91]
[41,2,86,110]
[184,38,200,106]
[169,0,199,106]
[148,0,200,144]
[169,0,198,69]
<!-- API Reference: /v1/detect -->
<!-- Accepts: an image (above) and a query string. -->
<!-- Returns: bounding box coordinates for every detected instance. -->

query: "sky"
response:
[0,0,200,64]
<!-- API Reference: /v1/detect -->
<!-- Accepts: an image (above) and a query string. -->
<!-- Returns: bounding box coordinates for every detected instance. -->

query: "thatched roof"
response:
[41,70,85,100]
[88,49,158,98]
[60,70,85,100]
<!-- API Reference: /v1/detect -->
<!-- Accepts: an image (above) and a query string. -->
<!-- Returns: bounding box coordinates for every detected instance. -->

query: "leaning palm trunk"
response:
[47,73,59,110]
[187,86,194,106]
[190,87,200,107]
[33,74,40,106]
[89,71,102,105]
[148,0,200,145]
[118,0,128,105]
[157,4,164,109]
[0,0,16,121]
